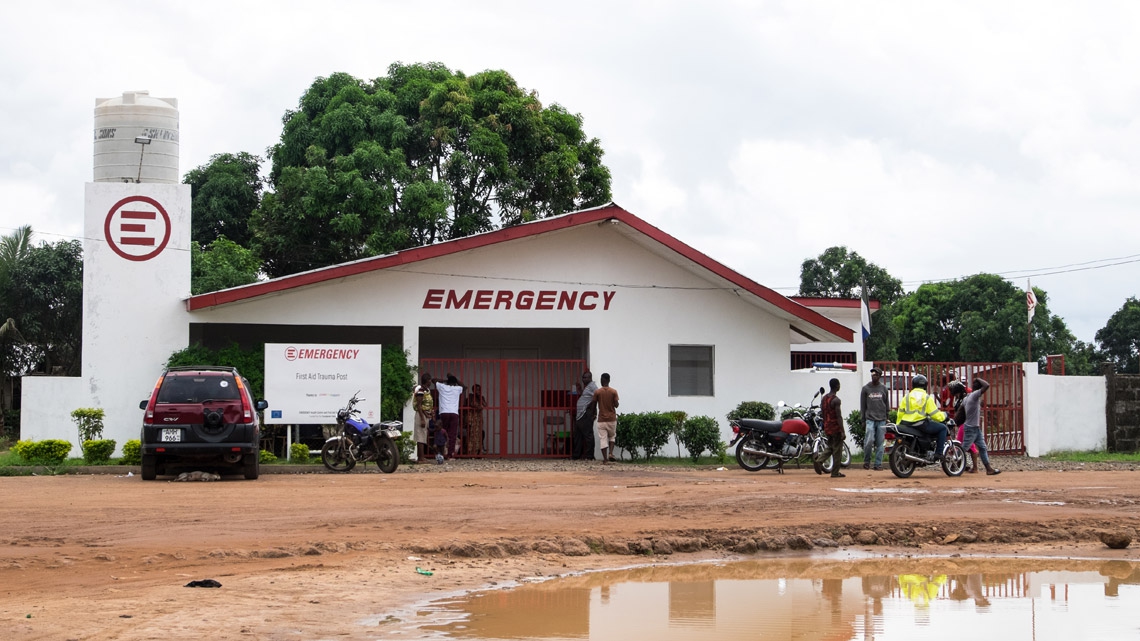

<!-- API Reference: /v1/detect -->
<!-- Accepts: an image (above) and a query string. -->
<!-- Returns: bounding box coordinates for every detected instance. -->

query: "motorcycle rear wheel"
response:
[735,437,769,472]
[941,442,966,477]
[376,438,399,474]
[889,442,916,478]
[321,437,356,472]
[839,442,852,468]
[811,438,837,475]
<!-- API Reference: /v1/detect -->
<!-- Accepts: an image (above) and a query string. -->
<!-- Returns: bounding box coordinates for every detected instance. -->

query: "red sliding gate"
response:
[876,361,1025,455]
[419,358,587,458]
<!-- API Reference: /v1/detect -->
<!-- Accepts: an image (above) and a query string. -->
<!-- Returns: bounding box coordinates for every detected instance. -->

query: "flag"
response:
[1026,280,1037,324]
[860,281,872,340]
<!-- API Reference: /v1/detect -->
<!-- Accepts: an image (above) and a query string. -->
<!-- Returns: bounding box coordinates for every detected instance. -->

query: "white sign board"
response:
[263,343,382,424]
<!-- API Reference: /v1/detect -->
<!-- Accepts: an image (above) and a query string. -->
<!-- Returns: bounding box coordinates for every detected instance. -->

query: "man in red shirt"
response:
[593,373,620,463]
[814,378,846,478]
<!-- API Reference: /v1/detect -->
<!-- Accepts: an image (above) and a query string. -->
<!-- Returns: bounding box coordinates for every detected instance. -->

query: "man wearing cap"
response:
[861,367,890,471]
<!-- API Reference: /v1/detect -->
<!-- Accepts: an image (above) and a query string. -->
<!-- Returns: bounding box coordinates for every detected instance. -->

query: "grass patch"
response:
[618,455,730,467]
[1041,450,1140,462]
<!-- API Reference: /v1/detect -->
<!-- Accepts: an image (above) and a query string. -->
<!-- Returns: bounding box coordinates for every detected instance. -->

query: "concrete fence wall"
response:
[1023,365,1107,456]
[1104,367,1140,452]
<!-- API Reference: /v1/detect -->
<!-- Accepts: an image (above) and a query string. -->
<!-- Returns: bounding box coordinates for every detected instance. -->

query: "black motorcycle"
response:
[887,419,966,478]
[729,387,850,474]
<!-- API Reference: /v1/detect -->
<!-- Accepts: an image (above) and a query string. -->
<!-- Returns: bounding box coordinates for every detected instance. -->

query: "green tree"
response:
[184,152,263,247]
[191,237,261,295]
[4,239,83,376]
[1096,297,1140,373]
[799,246,904,304]
[890,274,1084,368]
[798,246,904,361]
[251,64,612,278]
[0,225,33,428]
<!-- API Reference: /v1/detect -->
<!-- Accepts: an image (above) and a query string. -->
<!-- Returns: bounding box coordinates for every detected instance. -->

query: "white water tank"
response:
[93,91,179,183]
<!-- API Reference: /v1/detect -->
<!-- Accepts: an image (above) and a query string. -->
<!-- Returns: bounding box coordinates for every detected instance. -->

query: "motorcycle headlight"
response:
[337,409,349,421]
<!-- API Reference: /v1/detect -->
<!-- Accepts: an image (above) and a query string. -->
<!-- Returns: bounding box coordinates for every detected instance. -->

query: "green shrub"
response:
[259,449,278,464]
[13,439,73,466]
[714,440,729,464]
[394,433,416,463]
[82,439,117,464]
[120,439,142,465]
[847,409,864,451]
[679,415,721,463]
[381,346,415,421]
[726,401,775,422]
[615,412,673,461]
[289,442,310,463]
[664,410,687,458]
[71,408,106,442]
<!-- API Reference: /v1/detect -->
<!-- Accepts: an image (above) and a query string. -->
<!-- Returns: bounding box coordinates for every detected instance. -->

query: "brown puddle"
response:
[397,557,1140,640]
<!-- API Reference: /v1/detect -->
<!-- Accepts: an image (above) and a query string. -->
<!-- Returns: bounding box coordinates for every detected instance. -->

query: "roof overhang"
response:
[187,203,853,343]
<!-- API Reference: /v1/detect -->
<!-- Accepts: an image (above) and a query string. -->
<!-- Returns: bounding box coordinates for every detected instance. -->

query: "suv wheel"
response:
[242,453,259,480]
[141,455,158,481]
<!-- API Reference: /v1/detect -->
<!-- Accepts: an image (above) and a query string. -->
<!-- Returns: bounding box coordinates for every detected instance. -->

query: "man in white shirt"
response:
[435,374,465,461]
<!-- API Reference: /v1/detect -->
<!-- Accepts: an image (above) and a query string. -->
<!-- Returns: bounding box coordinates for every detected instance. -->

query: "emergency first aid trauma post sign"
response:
[263,344,382,424]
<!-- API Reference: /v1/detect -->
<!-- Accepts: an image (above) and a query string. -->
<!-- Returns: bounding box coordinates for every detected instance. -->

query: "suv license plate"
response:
[161,428,182,442]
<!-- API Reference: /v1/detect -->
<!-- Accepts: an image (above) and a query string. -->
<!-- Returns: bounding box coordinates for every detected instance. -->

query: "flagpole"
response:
[1027,279,1033,362]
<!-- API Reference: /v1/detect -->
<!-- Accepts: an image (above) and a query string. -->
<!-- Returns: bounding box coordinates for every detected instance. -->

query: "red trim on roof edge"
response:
[186,204,852,342]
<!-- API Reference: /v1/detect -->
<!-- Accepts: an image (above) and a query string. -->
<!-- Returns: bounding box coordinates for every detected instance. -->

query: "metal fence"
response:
[419,358,587,458]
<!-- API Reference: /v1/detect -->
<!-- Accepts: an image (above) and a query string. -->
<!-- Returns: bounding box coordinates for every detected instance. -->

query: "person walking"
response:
[814,378,846,478]
[593,373,619,463]
[951,378,1001,475]
[861,367,890,471]
[412,373,434,463]
[435,374,465,461]
[572,370,598,460]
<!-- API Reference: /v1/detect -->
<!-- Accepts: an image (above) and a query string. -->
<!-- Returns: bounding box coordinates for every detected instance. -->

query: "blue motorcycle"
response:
[321,392,403,473]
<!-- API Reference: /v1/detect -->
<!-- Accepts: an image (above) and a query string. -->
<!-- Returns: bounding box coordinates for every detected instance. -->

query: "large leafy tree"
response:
[191,237,261,295]
[3,239,83,376]
[251,64,612,278]
[183,152,263,247]
[799,246,904,359]
[1096,297,1140,373]
[891,274,1084,368]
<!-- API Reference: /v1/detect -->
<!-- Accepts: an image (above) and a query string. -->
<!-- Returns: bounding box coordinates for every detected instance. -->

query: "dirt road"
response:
[3,460,1139,640]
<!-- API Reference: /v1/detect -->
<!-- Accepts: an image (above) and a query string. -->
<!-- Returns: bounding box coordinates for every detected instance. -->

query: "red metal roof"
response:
[187,203,852,342]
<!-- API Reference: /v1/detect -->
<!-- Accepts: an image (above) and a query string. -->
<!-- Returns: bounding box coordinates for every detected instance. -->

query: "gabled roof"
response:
[187,203,852,343]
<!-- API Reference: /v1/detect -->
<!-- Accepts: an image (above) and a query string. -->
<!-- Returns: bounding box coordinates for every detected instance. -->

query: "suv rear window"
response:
[156,375,241,403]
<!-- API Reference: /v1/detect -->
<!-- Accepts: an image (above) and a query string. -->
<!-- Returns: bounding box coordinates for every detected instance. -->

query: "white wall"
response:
[1023,364,1107,456]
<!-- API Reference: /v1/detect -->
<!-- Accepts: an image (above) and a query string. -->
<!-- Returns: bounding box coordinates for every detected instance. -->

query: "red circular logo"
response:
[285,346,297,361]
[104,196,172,262]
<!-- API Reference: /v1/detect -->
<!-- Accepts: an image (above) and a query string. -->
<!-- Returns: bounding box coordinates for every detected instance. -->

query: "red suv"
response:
[138,366,269,480]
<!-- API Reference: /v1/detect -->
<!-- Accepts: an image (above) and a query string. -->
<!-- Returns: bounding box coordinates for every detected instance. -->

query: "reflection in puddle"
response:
[408,558,1140,640]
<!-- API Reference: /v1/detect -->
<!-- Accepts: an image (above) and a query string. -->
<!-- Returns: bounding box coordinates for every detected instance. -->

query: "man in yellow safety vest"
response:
[896,374,949,461]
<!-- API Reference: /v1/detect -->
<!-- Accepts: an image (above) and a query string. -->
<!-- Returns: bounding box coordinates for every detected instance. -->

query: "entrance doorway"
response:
[420,358,587,458]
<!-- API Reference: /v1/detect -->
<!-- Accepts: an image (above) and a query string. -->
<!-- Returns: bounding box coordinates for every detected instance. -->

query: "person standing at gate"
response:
[413,373,434,463]
[572,370,598,460]
[861,367,889,471]
[593,373,619,463]
[435,374,465,461]
[951,378,1001,475]
[463,383,488,455]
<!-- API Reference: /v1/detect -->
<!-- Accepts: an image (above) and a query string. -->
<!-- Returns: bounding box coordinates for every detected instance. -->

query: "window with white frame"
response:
[669,345,714,396]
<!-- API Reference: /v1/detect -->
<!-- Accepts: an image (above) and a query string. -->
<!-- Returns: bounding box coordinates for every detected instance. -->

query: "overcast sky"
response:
[2,1,1137,344]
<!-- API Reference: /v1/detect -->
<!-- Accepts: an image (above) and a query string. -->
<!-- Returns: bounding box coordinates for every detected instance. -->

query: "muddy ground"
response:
[2,458,1139,640]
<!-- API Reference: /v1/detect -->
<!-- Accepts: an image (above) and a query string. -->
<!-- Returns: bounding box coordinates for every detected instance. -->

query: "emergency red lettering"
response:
[494,290,513,309]
[536,290,556,310]
[603,291,616,310]
[558,291,577,309]
[423,289,444,309]
[473,290,493,310]
[517,290,535,310]
[580,291,598,310]
[446,290,472,309]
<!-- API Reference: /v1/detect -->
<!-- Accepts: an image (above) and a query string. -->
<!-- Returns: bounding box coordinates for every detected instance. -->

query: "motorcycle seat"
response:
[737,418,784,433]
[894,423,929,439]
